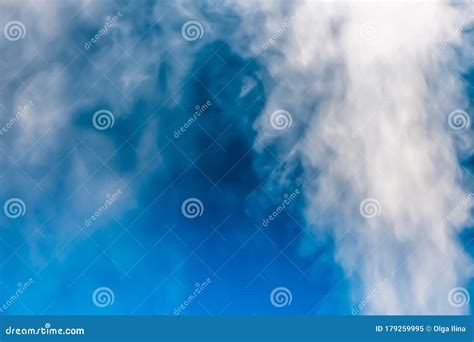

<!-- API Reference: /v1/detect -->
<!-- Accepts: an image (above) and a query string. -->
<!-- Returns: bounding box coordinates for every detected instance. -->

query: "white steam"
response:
[249,1,474,314]
[0,0,472,315]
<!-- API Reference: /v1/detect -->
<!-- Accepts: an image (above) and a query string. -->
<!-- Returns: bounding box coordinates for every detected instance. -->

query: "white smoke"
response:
[246,1,474,314]
[1,0,472,315]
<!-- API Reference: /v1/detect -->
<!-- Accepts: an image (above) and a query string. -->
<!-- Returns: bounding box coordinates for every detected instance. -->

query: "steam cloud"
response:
[0,0,472,314]
[247,1,474,314]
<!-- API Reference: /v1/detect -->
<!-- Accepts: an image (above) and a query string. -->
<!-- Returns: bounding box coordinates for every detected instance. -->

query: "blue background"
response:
[0,0,472,316]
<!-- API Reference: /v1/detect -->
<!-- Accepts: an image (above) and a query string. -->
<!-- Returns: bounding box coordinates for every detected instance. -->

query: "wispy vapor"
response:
[0,0,472,315]
[248,1,474,314]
